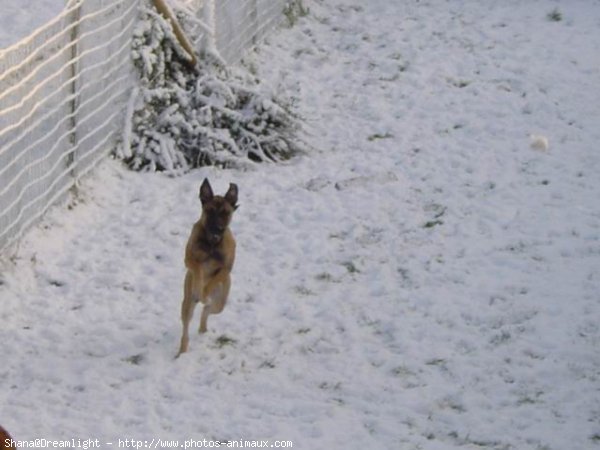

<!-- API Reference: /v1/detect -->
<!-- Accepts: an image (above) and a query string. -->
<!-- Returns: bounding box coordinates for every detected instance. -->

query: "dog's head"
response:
[199,178,238,245]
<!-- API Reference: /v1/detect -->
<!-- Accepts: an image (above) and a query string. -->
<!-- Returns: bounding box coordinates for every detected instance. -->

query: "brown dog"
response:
[177,178,238,357]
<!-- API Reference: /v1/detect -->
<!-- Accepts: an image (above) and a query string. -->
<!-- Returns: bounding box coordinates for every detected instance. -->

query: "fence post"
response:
[67,2,81,174]
[203,0,217,54]
[251,0,258,46]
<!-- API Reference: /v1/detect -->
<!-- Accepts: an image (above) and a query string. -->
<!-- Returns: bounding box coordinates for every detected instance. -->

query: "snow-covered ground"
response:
[2,0,600,449]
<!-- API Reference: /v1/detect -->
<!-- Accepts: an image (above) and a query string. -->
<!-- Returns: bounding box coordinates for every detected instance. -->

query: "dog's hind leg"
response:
[199,274,231,334]
[177,271,196,357]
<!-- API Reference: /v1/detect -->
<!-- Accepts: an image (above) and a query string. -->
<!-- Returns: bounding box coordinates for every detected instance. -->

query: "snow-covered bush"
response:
[118,4,299,172]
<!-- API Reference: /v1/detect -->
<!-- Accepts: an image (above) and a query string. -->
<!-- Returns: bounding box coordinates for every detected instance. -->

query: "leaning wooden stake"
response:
[152,0,198,68]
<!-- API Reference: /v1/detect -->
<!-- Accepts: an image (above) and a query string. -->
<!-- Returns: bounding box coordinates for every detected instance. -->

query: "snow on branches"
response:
[118,4,299,172]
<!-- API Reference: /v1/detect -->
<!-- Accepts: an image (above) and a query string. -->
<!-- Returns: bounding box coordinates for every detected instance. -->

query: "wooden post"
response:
[67,1,81,173]
[152,0,198,68]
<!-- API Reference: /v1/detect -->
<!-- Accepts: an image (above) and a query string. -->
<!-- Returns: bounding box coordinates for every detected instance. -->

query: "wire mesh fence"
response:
[0,0,289,255]
[0,0,140,255]
[214,0,287,64]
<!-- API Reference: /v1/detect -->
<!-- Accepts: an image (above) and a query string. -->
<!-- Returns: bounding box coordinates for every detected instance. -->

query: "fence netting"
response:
[0,0,288,254]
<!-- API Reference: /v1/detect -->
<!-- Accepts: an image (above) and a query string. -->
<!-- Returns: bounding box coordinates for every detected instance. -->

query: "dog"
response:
[177,178,238,357]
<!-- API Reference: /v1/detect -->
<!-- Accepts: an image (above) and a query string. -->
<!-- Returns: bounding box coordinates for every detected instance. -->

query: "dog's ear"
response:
[225,183,238,209]
[199,178,214,205]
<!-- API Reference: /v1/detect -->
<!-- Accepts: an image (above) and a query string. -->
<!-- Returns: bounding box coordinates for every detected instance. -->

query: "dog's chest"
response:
[197,237,224,263]
[202,252,224,277]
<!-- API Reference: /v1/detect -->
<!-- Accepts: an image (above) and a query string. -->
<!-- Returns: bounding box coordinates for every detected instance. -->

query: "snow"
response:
[2,0,600,449]
[0,1,65,50]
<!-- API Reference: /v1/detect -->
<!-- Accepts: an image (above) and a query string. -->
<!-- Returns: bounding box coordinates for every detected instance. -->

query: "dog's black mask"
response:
[199,179,238,246]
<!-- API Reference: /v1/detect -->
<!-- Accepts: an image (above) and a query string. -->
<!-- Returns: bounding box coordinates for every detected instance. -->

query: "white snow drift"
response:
[1,1,600,449]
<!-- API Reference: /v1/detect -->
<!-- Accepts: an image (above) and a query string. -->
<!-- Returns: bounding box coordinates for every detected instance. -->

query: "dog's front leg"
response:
[176,268,204,357]
[199,272,231,334]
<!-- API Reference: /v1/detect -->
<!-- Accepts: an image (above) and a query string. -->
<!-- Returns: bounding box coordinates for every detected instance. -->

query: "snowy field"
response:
[2,0,600,449]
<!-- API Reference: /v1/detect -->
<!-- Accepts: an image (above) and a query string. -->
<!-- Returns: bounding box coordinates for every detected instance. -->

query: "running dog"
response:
[177,178,238,357]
